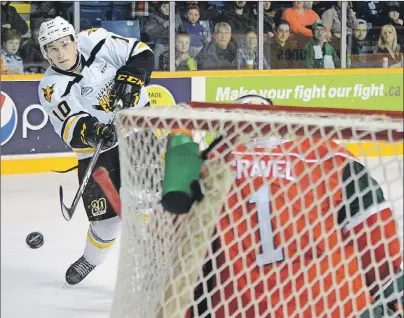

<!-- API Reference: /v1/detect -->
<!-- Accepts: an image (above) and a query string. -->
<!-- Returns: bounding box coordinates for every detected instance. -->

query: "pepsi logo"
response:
[1,91,18,146]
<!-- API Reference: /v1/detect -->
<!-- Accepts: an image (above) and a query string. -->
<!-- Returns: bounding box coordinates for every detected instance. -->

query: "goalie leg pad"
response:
[83,216,121,265]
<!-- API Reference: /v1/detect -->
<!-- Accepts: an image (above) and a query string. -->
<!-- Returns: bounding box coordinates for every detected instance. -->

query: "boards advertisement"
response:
[1,78,191,156]
[205,72,403,110]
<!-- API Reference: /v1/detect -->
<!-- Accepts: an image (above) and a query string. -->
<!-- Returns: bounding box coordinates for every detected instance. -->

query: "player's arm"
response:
[337,160,403,300]
[38,77,115,151]
[89,28,154,111]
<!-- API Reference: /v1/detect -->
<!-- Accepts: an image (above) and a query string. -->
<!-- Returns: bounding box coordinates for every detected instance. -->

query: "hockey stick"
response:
[59,101,122,221]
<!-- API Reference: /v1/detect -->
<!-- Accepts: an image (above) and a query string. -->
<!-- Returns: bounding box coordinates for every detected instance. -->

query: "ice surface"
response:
[1,157,402,318]
[1,172,119,318]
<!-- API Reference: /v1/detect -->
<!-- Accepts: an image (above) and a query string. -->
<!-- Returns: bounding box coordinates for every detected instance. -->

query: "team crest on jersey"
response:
[42,84,55,103]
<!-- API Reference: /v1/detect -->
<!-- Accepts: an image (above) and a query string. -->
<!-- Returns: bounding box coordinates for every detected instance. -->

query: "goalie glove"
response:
[81,121,117,150]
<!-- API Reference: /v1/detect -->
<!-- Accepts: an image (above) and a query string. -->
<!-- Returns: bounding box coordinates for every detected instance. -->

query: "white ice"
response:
[1,156,403,318]
[1,172,119,318]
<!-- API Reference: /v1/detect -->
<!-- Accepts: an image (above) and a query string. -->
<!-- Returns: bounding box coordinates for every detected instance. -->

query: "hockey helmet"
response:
[235,94,274,106]
[38,17,78,63]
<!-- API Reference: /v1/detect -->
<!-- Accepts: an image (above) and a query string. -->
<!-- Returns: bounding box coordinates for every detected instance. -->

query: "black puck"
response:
[26,232,44,249]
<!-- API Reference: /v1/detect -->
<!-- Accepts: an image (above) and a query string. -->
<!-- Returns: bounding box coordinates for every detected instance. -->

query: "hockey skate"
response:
[65,256,96,285]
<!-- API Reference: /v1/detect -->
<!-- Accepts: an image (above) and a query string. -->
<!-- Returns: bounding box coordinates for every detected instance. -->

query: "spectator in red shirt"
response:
[281,1,319,37]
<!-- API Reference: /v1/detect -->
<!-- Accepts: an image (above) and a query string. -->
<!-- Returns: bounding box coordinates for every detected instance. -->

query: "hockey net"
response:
[110,102,403,318]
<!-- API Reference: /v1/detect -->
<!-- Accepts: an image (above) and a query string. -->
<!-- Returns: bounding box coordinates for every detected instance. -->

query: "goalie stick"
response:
[59,100,122,221]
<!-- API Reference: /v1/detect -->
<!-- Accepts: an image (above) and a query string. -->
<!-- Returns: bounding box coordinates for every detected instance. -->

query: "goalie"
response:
[162,95,403,318]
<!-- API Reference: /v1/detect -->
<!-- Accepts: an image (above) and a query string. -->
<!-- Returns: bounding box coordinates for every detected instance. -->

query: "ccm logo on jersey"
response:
[42,84,55,103]
[116,74,144,87]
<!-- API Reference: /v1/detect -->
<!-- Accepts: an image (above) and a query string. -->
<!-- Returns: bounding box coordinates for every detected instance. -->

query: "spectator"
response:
[375,24,403,68]
[196,22,238,70]
[143,1,183,70]
[177,1,207,20]
[31,2,58,18]
[263,1,276,39]
[281,1,319,38]
[353,1,387,29]
[181,4,210,57]
[304,20,341,68]
[236,28,269,70]
[350,19,378,68]
[1,1,29,36]
[19,17,50,73]
[385,3,404,46]
[267,20,300,69]
[322,1,357,39]
[1,28,24,74]
[219,1,256,45]
[174,32,197,71]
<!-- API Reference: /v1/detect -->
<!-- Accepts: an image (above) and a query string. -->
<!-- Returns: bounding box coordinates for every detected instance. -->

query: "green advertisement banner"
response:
[205,73,403,111]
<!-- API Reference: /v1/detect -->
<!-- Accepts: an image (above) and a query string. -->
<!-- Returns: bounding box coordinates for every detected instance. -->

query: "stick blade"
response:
[59,185,72,221]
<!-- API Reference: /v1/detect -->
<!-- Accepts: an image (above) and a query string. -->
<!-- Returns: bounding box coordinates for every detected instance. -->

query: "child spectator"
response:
[1,2,29,36]
[196,22,238,70]
[304,20,341,69]
[143,1,183,70]
[1,28,24,74]
[281,1,319,38]
[267,20,300,69]
[236,28,269,70]
[375,24,403,68]
[181,4,210,57]
[177,1,207,20]
[174,32,197,71]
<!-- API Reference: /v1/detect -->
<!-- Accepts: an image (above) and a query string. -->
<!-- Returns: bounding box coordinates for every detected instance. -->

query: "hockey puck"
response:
[26,232,44,249]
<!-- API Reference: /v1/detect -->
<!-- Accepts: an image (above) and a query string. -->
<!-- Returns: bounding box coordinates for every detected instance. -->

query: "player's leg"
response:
[65,146,121,285]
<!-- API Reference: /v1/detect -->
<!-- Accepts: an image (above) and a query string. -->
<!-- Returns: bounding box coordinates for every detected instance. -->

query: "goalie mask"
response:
[235,94,274,106]
[38,17,80,71]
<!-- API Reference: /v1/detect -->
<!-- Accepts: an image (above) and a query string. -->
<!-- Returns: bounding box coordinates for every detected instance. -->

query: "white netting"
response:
[111,104,403,318]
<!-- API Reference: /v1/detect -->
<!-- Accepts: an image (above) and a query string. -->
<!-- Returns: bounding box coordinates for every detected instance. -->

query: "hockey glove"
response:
[82,121,117,150]
[108,65,145,110]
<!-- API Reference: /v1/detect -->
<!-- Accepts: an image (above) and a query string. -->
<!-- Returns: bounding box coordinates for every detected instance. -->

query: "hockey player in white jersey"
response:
[37,17,154,285]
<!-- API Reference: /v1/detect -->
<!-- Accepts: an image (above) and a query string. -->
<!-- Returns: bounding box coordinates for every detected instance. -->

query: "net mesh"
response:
[111,104,403,318]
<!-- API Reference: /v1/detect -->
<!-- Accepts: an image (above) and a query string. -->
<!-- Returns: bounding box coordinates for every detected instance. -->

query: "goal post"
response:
[111,102,403,318]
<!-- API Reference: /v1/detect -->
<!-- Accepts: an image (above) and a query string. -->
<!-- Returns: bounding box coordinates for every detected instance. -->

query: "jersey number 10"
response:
[249,184,284,266]
[53,101,71,122]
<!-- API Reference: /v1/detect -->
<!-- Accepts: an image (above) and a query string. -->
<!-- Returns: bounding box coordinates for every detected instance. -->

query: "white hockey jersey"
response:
[38,28,152,160]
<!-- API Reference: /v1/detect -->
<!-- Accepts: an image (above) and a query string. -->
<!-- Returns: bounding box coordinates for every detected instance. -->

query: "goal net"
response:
[111,102,403,318]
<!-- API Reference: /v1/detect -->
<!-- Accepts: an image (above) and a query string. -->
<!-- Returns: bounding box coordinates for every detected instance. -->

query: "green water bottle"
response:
[161,129,204,214]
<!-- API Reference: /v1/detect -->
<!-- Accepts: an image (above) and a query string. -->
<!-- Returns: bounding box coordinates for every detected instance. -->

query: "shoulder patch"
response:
[42,84,55,103]
[85,28,99,35]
